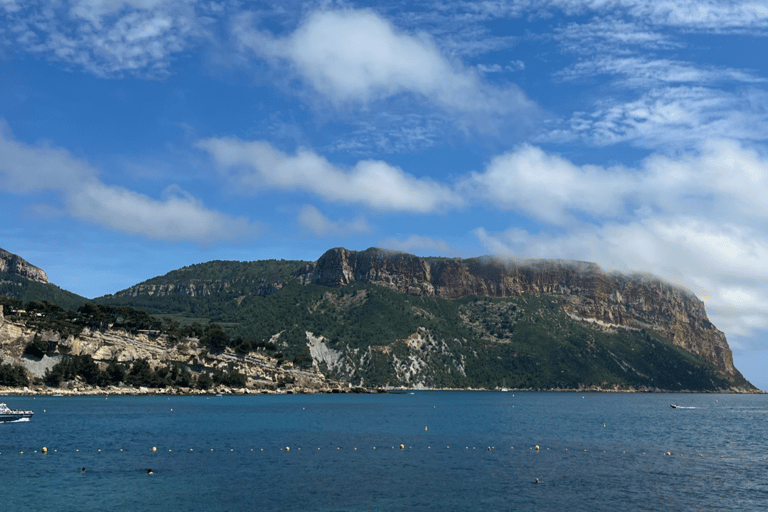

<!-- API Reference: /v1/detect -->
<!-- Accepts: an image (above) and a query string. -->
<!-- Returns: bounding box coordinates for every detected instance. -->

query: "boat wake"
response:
[1,417,30,423]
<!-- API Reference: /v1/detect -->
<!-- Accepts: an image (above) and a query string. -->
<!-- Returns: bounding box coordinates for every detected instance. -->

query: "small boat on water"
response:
[670,404,679,408]
[0,402,34,422]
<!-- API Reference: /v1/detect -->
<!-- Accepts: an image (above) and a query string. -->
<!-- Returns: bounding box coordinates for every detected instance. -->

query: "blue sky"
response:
[2,0,768,389]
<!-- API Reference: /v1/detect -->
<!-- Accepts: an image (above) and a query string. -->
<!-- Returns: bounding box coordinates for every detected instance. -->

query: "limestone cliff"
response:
[298,247,741,381]
[0,248,49,284]
[0,307,349,394]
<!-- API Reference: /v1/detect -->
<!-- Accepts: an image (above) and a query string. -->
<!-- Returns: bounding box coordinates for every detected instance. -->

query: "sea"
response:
[1,392,766,511]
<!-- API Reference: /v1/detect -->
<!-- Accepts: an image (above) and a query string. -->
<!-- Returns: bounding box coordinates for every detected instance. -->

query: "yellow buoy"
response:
[400,444,405,450]
[535,445,540,451]
[425,426,428,431]
[285,447,290,452]
[151,446,157,452]
[41,447,48,454]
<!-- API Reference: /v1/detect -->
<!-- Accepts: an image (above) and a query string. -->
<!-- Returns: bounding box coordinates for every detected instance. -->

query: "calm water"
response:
[1,392,766,511]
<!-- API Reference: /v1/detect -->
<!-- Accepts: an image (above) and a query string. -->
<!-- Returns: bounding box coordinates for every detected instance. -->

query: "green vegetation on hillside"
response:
[0,271,87,311]
[91,268,745,390]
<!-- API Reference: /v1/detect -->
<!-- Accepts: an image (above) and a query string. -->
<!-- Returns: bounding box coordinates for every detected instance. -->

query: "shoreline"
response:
[2,384,762,396]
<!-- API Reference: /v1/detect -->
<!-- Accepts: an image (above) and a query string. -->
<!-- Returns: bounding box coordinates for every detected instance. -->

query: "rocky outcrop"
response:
[119,282,282,298]
[0,248,49,284]
[299,248,741,380]
[0,315,355,395]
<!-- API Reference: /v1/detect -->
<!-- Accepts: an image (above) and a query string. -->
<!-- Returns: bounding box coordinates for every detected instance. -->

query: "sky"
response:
[2,1,768,389]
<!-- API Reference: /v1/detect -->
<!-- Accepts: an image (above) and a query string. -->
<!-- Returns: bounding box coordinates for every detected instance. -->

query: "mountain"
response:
[95,247,755,392]
[0,248,87,310]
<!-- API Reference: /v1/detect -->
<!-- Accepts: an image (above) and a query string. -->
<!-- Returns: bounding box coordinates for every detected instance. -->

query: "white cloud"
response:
[474,218,768,343]
[460,144,633,224]
[546,9,768,149]
[465,138,768,225]
[527,1,768,31]
[234,8,535,117]
[470,139,768,344]
[558,56,765,87]
[555,18,676,53]
[0,121,96,190]
[551,87,768,147]
[69,0,178,26]
[0,121,262,244]
[198,136,464,213]
[0,0,19,14]
[298,205,371,237]
[2,0,206,77]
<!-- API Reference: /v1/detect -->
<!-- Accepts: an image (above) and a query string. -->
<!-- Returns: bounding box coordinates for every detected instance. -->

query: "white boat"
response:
[0,402,33,422]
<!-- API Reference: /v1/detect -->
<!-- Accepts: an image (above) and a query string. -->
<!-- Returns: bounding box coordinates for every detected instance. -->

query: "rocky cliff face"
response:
[0,309,348,394]
[299,248,740,380]
[0,248,49,284]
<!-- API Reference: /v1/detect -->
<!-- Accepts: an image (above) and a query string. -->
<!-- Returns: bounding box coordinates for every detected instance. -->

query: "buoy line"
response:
[8,444,750,462]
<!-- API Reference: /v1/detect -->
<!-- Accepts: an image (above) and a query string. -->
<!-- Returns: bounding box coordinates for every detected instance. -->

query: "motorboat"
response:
[0,402,33,422]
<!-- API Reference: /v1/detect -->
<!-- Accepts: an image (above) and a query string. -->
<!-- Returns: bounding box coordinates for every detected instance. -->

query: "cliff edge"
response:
[0,248,49,284]
[299,247,741,381]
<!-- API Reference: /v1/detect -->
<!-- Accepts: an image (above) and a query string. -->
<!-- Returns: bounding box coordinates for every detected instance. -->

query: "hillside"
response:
[0,248,87,310]
[93,247,755,392]
[0,299,352,394]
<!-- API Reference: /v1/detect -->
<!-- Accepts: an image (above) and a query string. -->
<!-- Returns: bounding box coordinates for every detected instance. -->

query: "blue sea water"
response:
[1,392,766,511]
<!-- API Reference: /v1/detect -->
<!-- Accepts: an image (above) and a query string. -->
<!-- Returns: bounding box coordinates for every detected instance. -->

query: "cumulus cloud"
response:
[234,8,535,117]
[298,205,371,237]
[0,121,262,244]
[465,139,768,225]
[197,136,463,213]
[460,144,632,225]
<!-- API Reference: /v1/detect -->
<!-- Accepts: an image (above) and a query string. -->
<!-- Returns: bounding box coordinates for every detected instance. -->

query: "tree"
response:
[201,324,228,353]
[197,373,213,390]
[105,359,126,385]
